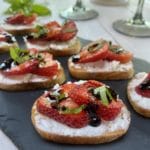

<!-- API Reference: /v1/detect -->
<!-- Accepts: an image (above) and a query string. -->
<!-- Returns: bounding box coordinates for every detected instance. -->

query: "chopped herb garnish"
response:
[108,41,124,54]
[31,25,48,38]
[10,47,30,64]
[60,105,86,114]
[93,86,117,106]
[10,47,44,64]
[4,0,51,16]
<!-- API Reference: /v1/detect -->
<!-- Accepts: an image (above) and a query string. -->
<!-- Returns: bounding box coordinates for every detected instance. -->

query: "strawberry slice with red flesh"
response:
[107,49,133,63]
[6,13,36,25]
[61,83,76,94]
[69,85,91,105]
[37,97,89,128]
[31,52,58,77]
[3,60,39,76]
[83,80,104,89]
[78,43,109,63]
[97,100,122,121]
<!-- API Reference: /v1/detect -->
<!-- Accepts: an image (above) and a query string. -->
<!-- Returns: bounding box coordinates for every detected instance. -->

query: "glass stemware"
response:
[113,0,150,37]
[60,0,98,20]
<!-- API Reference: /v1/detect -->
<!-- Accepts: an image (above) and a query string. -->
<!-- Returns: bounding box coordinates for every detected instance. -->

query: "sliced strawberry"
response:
[37,97,89,128]
[97,100,122,121]
[61,83,76,94]
[6,13,36,25]
[107,49,133,63]
[3,60,38,76]
[45,20,77,41]
[59,99,79,109]
[78,43,109,63]
[31,52,58,77]
[69,85,91,105]
[83,80,104,89]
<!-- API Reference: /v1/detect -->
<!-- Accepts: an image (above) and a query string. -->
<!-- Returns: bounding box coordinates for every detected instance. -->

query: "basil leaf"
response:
[10,47,30,64]
[94,86,109,106]
[31,4,51,16]
[10,47,19,62]
[60,105,86,114]
[4,0,51,16]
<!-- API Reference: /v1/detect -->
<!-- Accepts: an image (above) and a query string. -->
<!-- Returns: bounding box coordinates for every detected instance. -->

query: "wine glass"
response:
[60,0,98,20]
[113,0,150,37]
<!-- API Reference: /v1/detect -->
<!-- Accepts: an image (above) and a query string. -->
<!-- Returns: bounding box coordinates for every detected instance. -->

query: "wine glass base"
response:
[91,0,128,6]
[113,20,150,37]
[60,7,98,21]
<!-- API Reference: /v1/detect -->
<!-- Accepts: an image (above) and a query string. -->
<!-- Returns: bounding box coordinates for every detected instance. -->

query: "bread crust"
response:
[0,42,18,53]
[127,80,150,117]
[68,58,134,80]
[31,101,130,144]
[25,38,81,56]
[0,66,65,91]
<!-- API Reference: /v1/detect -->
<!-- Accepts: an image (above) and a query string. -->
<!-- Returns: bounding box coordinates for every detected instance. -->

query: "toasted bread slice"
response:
[24,38,81,56]
[0,66,65,91]
[127,72,150,117]
[31,101,130,144]
[1,23,35,35]
[68,57,134,80]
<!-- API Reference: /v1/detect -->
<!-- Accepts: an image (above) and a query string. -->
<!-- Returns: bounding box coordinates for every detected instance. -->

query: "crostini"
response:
[1,12,37,35]
[24,20,81,56]
[0,28,18,53]
[0,48,65,91]
[68,39,134,80]
[127,72,150,117]
[31,80,130,144]
[1,0,51,35]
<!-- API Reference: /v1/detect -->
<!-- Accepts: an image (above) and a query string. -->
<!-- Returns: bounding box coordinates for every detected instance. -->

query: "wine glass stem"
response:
[132,0,145,25]
[73,0,85,11]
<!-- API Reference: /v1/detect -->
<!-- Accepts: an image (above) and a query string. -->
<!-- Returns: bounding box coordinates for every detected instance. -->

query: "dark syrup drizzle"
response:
[86,103,101,127]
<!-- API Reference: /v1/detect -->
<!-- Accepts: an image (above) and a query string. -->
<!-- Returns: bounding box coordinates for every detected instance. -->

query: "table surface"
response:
[0,0,150,149]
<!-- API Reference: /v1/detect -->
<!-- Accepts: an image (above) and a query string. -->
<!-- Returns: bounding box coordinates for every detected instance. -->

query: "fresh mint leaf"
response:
[60,105,86,114]
[4,0,51,16]
[10,47,30,64]
[31,4,51,16]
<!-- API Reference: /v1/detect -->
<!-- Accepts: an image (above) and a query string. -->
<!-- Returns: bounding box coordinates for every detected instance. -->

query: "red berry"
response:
[97,100,122,121]
[83,80,104,88]
[69,85,90,105]
[61,83,76,94]
[37,97,89,128]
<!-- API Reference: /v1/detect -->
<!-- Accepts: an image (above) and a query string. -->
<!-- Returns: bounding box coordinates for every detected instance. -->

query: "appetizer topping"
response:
[4,0,51,16]
[6,13,37,25]
[135,73,150,98]
[75,40,133,64]
[37,80,122,128]
[27,20,78,42]
[0,48,58,77]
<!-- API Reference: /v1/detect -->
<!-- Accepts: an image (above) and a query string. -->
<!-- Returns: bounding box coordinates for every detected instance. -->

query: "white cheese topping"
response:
[34,105,130,137]
[69,58,133,72]
[0,73,51,85]
[128,72,150,110]
[1,23,35,31]
[25,37,77,51]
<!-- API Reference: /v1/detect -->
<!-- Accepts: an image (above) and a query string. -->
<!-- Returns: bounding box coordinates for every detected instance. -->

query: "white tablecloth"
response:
[0,0,149,149]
